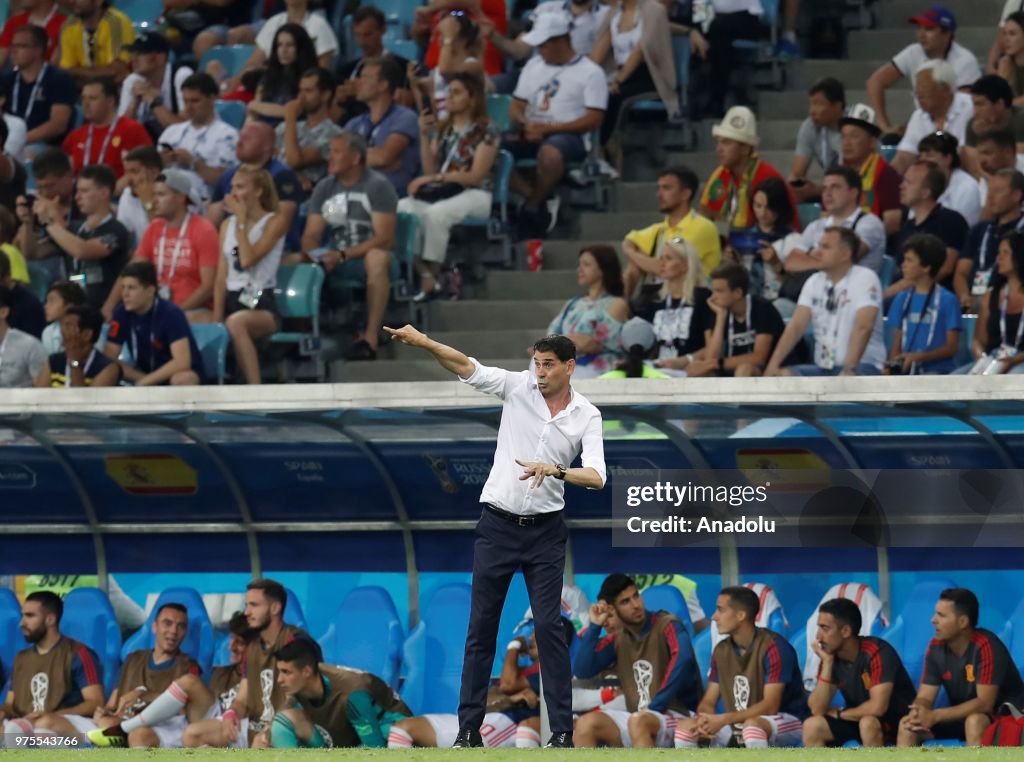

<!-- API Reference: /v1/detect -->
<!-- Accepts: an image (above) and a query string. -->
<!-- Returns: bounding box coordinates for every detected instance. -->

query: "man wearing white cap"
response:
[505,13,607,237]
[838,103,903,235]
[700,106,793,233]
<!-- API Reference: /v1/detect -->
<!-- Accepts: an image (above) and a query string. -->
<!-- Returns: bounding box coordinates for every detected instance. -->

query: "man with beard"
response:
[0,591,104,744]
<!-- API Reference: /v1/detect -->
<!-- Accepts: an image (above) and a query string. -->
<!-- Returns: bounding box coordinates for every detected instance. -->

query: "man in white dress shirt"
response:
[893,59,974,174]
[384,325,606,749]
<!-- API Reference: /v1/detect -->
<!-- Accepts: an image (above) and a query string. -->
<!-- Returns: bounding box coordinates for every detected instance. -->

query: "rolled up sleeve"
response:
[459,358,521,400]
[580,409,607,488]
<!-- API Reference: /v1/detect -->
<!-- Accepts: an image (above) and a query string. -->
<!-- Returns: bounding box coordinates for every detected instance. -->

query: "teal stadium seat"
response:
[797,202,822,229]
[61,588,121,696]
[363,0,421,34]
[200,45,256,79]
[270,263,327,381]
[400,583,471,714]
[486,94,511,133]
[384,38,418,62]
[215,100,246,130]
[119,0,163,26]
[641,584,696,637]
[457,149,514,268]
[190,322,230,384]
[120,586,215,676]
[318,586,404,689]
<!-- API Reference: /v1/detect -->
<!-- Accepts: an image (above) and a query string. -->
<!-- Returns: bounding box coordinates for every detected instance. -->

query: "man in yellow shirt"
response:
[59,0,134,85]
[622,166,721,300]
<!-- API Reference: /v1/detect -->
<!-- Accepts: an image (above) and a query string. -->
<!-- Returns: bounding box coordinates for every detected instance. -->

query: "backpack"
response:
[982,705,1024,747]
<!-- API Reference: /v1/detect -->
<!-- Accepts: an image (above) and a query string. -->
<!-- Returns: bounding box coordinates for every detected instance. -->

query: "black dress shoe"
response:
[545,732,574,748]
[452,727,484,748]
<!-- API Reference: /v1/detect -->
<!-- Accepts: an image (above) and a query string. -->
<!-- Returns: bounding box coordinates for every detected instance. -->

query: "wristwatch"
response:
[554,464,567,480]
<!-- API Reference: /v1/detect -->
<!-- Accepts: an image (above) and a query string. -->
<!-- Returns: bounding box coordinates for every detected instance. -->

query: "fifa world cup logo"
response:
[260,669,274,722]
[30,673,49,713]
[315,724,333,747]
[220,686,238,713]
[633,660,653,711]
[733,675,751,711]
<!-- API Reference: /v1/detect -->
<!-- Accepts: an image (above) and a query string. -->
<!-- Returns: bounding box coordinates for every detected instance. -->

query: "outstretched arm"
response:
[385,324,475,378]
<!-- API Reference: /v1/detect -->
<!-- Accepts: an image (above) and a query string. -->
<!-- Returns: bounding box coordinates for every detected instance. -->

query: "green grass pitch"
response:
[2,750,1022,761]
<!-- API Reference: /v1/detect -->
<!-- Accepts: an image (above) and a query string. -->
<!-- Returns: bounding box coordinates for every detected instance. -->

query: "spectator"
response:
[590,0,678,147]
[118,145,164,246]
[955,169,1024,313]
[190,0,282,64]
[866,4,981,135]
[622,166,721,299]
[695,263,785,377]
[157,73,239,203]
[118,32,191,143]
[545,245,628,377]
[961,231,1024,374]
[599,316,670,378]
[0,207,29,285]
[247,23,319,126]
[119,169,220,321]
[105,260,205,385]
[332,7,412,125]
[0,249,45,338]
[299,131,397,361]
[963,76,1024,171]
[506,15,607,237]
[41,280,87,354]
[0,80,27,159]
[1,24,74,149]
[208,122,304,251]
[917,131,981,226]
[412,11,485,120]
[751,177,801,304]
[346,57,421,198]
[399,73,499,301]
[0,282,46,388]
[975,128,1024,208]
[700,107,793,233]
[888,160,967,297]
[765,227,885,377]
[35,304,119,387]
[789,78,845,203]
[277,67,343,194]
[702,0,765,118]
[0,118,27,221]
[990,0,1024,71]
[14,148,77,286]
[0,0,65,69]
[893,60,974,174]
[531,0,611,58]
[997,12,1024,102]
[833,105,897,234]
[59,0,135,85]
[213,167,288,385]
[885,233,962,376]
[62,77,153,179]
[37,164,132,310]
[418,0,509,77]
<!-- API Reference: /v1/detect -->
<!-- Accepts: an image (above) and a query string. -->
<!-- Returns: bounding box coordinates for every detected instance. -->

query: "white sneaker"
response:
[545,196,561,232]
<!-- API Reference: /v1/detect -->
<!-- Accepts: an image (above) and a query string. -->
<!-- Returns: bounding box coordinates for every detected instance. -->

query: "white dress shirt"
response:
[799,208,886,273]
[460,359,606,515]
[897,92,974,156]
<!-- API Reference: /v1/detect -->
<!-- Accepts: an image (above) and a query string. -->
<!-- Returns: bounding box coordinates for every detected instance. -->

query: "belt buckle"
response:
[516,514,531,527]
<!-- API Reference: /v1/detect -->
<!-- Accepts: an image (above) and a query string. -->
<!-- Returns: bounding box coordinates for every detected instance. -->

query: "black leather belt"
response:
[485,503,560,527]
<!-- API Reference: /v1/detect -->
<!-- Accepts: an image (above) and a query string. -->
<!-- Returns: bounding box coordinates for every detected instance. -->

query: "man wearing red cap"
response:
[866,4,981,135]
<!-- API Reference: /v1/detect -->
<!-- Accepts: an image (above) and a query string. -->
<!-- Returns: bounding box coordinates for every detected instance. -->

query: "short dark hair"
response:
[65,304,104,343]
[824,165,862,194]
[533,335,577,362]
[124,145,163,171]
[710,263,750,294]
[824,225,862,260]
[365,56,403,94]
[79,164,116,195]
[26,590,63,624]
[918,131,960,169]
[121,260,159,289]
[971,74,1014,108]
[939,587,979,629]
[181,72,219,98]
[84,76,118,100]
[902,233,947,277]
[353,5,387,27]
[33,147,72,178]
[819,598,862,635]
[658,165,699,200]
[227,610,252,638]
[48,281,88,308]
[247,578,287,611]
[976,128,1016,152]
[155,602,189,619]
[995,168,1024,197]
[302,66,335,93]
[808,76,845,105]
[912,159,947,200]
[598,573,636,604]
[273,636,323,670]
[721,586,760,620]
[13,23,48,50]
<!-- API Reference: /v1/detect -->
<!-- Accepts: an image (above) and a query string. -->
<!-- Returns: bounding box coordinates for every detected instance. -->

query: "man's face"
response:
[814,613,848,655]
[611,585,646,628]
[152,606,188,655]
[132,51,161,77]
[916,24,950,57]
[81,84,112,124]
[930,599,965,641]
[533,349,573,399]
[59,312,89,349]
[821,175,857,214]
[74,177,107,216]
[10,30,43,68]
[299,76,326,115]
[712,594,742,636]
[356,63,384,103]
[818,229,848,270]
[986,174,1019,217]
[715,137,749,170]
[656,174,685,214]
[901,249,928,282]
[327,137,359,177]
[275,660,311,694]
[44,289,68,323]
[72,0,97,17]
[977,140,1015,175]
[20,600,49,643]
[808,92,843,127]
[236,124,269,164]
[971,95,1005,130]
[353,17,384,55]
[537,37,563,64]
[182,88,213,124]
[840,124,874,164]
[245,589,277,632]
[710,278,742,311]
[35,172,73,202]
[914,70,948,117]
[899,164,928,207]
[120,276,153,312]
[228,632,249,664]
[123,159,157,193]
[152,181,183,220]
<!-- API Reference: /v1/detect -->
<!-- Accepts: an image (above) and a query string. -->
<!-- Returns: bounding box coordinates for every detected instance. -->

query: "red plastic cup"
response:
[526,239,544,271]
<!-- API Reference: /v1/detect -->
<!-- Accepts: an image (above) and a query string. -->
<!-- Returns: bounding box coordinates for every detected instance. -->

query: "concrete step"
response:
[537,239,621,268]
[758,88,915,123]
[426,299,565,331]
[581,211,661,240]
[846,27,993,61]
[392,329,540,360]
[332,356,529,383]
[617,182,659,213]
[879,0,1002,28]
[756,119,809,150]
[482,269,580,300]
[796,59,893,89]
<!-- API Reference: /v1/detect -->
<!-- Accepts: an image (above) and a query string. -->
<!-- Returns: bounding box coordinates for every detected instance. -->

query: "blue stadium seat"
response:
[789,627,806,672]
[879,254,897,289]
[486,94,511,133]
[880,145,898,164]
[363,0,420,33]
[457,149,514,268]
[190,323,230,385]
[284,587,308,630]
[384,38,418,62]
[732,0,783,89]
[118,0,163,26]
[61,588,121,696]
[956,315,977,367]
[879,577,956,687]
[120,587,215,676]
[269,264,327,381]
[798,202,822,230]
[641,584,695,637]
[1008,597,1024,668]
[400,583,471,714]
[692,625,712,679]
[215,100,246,131]
[318,586,404,689]
[199,46,256,79]
[0,588,27,681]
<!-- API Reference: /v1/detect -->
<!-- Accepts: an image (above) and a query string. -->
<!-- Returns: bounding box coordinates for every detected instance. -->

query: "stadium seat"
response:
[27,262,51,302]
[400,583,471,714]
[61,587,121,695]
[798,202,822,229]
[732,0,783,90]
[486,94,511,133]
[363,0,420,34]
[0,588,26,681]
[384,38,418,62]
[880,145,898,164]
[1007,597,1024,668]
[879,254,896,289]
[956,315,976,367]
[456,149,514,269]
[318,586,404,689]
[641,584,695,636]
[190,323,230,385]
[269,263,328,382]
[879,577,957,687]
[199,46,256,79]
[120,587,215,676]
[284,587,309,630]
[118,0,162,26]
[215,100,246,130]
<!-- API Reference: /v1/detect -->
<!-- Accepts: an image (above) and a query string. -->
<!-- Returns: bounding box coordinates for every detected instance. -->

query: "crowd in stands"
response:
[3,574,1022,749]
[1,0,1024,384]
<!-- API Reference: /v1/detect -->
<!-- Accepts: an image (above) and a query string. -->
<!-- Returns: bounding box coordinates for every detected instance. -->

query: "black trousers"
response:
[457,507,572,733]
[705,11,763,113]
